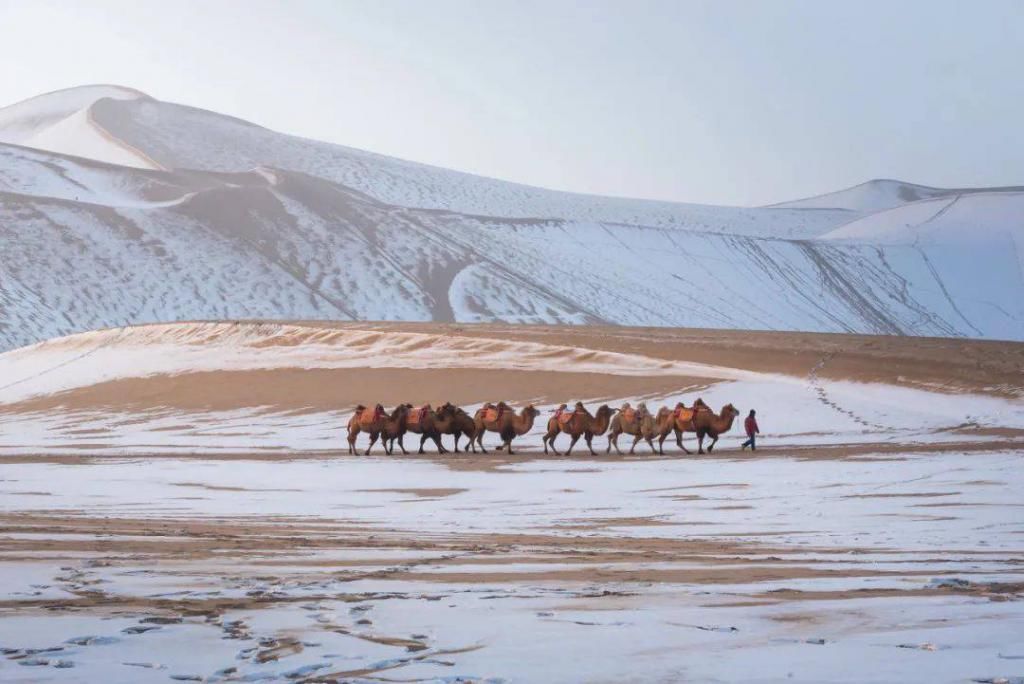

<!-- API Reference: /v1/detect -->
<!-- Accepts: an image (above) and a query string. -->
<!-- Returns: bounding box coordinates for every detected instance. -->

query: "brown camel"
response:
[473,403,540,455]
[434,403,479,453]
[606,402,661,455]
[542,403,615,455]
[393,403,452,454]
[694,403,740,453]
[347,404,408,456]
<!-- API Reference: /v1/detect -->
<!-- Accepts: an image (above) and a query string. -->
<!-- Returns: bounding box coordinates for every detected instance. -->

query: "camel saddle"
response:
[673,407,695,422]
[482,404,509,423]
[358,405,385,426]
[557,410,577,427]
[407,404,431,426]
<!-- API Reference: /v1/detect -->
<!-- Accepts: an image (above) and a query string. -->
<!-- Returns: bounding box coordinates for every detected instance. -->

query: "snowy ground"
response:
[0,323,1022,681]
[1,453,1023,682]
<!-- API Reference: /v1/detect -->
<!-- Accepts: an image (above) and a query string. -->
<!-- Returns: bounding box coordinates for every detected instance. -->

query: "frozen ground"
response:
[0,323,1022,681]
[1,453,1023,683]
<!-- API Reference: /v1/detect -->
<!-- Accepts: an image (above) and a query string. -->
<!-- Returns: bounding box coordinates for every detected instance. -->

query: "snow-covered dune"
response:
[769,178,1024,212]
[0,86,1022,348]
[0,85,158,169]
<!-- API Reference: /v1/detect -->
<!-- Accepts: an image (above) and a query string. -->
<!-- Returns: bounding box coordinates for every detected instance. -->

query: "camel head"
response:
[523,404,540,419]
[391,404,410,418]
[721,403,740,419]
[595,404,613,418]
[436,402,457,419]
[674,402,686,409]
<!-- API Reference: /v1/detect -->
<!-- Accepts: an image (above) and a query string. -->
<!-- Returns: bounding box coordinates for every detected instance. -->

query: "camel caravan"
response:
[346,399,740,457]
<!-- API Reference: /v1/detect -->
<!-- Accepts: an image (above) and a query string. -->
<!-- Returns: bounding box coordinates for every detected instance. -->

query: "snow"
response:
[1,452,1023,681]
[0,86,1022,347]
[0,84,156,169]
[769,178,1024,213]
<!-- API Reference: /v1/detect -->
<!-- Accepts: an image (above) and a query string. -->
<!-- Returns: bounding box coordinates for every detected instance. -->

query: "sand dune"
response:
[1,86,1022,351]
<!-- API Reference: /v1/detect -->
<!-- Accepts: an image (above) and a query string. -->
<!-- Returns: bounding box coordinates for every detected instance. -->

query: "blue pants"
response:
[742,434,756,450]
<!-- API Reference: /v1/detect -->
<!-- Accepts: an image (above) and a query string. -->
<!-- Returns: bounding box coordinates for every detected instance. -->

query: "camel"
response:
[435,404,479,453]
[392,403,452,454]
[693,403,740,454]
[542,403,615,456]
[606,402,661,455]
[655,401,696,454]
[473,403,540,455]
[347,404,409,456]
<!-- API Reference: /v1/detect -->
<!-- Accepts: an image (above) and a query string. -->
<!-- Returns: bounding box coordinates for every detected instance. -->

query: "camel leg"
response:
[628,433,641,455]
[675,430,692,456]
[432,432,447,454]
[585,432,595,456]
[544,430,560,455]
[347,430,357,455]
[476,431,488,454]
[647,436,657,454]
[657,433,667,455]
[697,430,705,455]
[610,430,623,456]
[364,431,379,456]
[566,434,581,455]
[383,437,392,456]
[396,434,407,456]
[707,434,718,453]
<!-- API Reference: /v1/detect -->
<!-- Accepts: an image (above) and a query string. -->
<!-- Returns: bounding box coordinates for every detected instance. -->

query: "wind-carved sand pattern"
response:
[0,323,1023,681]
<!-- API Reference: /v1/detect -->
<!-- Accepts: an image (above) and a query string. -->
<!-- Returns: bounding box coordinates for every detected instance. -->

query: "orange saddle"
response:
[482,405,507,423]
[673,407,695,422]
[407,405,431,425]
[557,411,576,427]
[359,405,385,426]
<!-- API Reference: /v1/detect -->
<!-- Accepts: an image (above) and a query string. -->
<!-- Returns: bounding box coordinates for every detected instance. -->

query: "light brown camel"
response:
[694,403,740,453]
[435,403,479,453]
[392,403,452,454]
[542,403,615,455]
[606,402,661,455]
[347,404,408,456]
[473,403,540,455]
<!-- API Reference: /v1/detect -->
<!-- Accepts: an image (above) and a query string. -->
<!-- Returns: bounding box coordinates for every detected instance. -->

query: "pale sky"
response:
[1,0,1022,206]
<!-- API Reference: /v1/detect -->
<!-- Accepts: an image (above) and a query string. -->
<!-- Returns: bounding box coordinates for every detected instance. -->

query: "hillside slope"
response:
[0,86,1022,349]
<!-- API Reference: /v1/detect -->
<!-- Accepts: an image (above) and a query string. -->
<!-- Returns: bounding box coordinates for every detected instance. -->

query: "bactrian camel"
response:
[347,404,409,456]
[473,403,540,455]
[694,403,740,454]
[391,403,452,455]
[542,404,615,456]
[606,402,662,455]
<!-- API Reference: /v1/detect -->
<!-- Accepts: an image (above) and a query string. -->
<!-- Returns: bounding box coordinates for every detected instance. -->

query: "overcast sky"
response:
[1,0,1022,206]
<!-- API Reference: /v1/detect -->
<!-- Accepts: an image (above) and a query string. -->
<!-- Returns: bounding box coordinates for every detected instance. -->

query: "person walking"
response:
[741,409,759,450]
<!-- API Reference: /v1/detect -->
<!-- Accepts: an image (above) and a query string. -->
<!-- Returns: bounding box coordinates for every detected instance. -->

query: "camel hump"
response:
[557,411,576,426]
[622,408,638,423]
